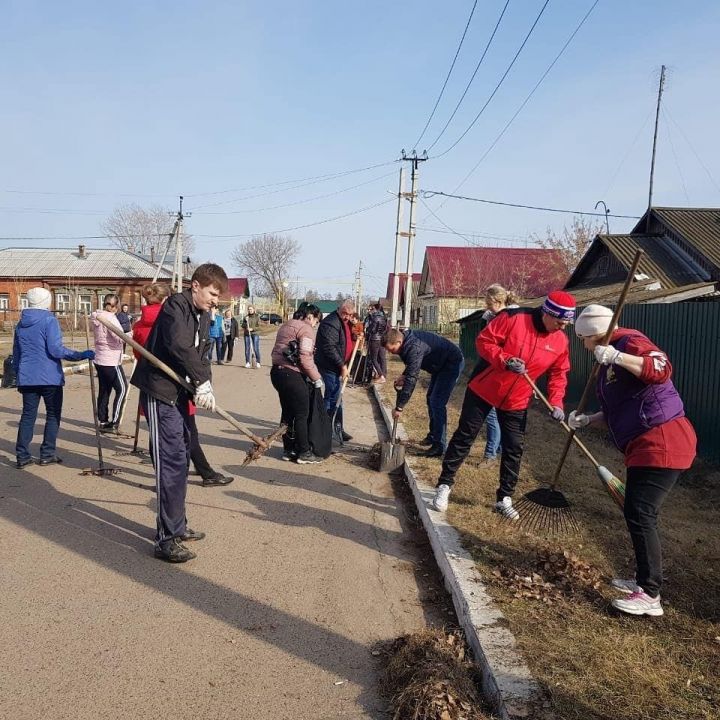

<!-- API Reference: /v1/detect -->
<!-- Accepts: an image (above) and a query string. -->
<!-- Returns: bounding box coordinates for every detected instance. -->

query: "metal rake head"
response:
[80,467,122,476]
[242,423,287,466]
[515,486,580,535]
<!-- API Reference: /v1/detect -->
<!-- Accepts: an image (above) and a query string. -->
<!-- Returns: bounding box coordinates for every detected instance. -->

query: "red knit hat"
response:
[542,290,576,321]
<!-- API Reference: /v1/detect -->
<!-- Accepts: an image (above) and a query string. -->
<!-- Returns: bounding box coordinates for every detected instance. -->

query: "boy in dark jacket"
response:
[131,263,228,563]
[383,328,464,457]
[12,287,94,468]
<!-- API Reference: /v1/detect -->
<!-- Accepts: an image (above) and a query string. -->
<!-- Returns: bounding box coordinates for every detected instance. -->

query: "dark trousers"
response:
[368,337,387,378]
[142,393,191,546]
[221,336,235,362]
[271,366,311,455]
[186,412,215,480]
[95,363,127,425]
[426,358,464,448]
[624,466,680,598]
[207,336,223,362]
[16,385,63,462]
[438,388,527,500]
[321,370,343,431]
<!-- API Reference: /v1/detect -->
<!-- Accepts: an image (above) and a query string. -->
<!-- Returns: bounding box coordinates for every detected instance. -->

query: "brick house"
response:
[0,245,177,329]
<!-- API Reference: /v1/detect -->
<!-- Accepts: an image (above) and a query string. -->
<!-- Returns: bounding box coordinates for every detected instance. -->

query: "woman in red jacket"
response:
[569,304,696,617]
[433,291,576,517]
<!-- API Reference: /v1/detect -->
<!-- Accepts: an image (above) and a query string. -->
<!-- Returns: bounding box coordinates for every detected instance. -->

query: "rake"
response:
[94,314,285,465]
[80,314,121,477]
[515,374,625,533]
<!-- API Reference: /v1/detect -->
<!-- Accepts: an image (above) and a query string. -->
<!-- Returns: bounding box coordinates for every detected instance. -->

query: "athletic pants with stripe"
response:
[94,364,127,425]
[141,392,190,546]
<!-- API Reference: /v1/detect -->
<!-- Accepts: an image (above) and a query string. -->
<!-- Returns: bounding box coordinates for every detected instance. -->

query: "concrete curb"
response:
[372,384,542,720]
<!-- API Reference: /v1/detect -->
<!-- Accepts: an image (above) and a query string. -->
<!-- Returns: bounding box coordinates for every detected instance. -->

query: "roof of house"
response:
[226,277,250,297]
[384,273,421,304]
[0,247,173,280]
[418,246,567,299]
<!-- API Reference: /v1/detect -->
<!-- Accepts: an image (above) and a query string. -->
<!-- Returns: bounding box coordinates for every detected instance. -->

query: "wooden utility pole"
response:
[647,65,666,232]
[355,260,363,311]
[390,167,406,328]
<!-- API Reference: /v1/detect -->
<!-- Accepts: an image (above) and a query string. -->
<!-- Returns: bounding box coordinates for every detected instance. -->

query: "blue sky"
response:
[1,0,718,300]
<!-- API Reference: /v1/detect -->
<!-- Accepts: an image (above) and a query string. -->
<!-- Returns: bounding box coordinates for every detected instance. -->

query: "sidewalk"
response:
[0,338,448,720]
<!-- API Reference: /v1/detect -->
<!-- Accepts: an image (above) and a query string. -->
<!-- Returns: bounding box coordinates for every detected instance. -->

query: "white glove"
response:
[194,380,216,412]
[568,411,590,430]
[594,344,622,365]
[313,378,324,389]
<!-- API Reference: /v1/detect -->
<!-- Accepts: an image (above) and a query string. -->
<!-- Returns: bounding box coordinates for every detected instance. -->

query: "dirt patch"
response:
[380,629,494,720]
[381,358,720,720]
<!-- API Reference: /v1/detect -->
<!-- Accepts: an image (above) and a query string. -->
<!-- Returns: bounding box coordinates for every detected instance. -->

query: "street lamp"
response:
[595,200,611,235]
[282,280,289,320]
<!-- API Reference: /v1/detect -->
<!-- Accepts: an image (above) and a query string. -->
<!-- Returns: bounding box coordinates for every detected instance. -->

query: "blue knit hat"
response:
[542,290,576,321]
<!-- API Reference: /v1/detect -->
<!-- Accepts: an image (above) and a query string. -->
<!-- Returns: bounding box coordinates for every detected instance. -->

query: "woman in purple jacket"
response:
[12,287,94,468]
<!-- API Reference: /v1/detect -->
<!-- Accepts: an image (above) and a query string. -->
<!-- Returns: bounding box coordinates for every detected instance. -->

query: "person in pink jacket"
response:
[91,294,127,433]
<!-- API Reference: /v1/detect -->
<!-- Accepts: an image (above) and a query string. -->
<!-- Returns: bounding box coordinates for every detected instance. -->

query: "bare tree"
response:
[101,203,195,257]
[231,234,300,301]
[532,216,602,276]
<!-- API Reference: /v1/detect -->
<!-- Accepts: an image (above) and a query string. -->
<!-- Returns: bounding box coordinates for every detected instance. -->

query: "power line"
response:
[0,206,108,215]
[662,108,690,204]
[602,110,652,198]
[419,197,472,243]
[412,0,479,151]
[425,0,511,153]
[432,0,550,158]
[422,190,641,219]
[417,225,532,243]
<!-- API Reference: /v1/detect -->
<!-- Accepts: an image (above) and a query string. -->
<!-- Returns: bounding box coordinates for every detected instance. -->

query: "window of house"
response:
[0,294,8,310]
[55,293,70,314]
[20,294,29,309]
[78,294,93,315]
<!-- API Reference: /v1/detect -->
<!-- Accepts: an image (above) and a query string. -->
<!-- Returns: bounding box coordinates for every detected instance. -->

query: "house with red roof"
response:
[223,277,251,315]
[380,272,422,324]
[416,246,567,327]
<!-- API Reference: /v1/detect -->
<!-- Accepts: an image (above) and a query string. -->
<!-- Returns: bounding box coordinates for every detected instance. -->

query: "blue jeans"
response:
[208,336,223,361]
[426,358,464,449]
[244,334,261,363]
[484,407,502,459]
[321,370,343,429]
[16,385,64,462]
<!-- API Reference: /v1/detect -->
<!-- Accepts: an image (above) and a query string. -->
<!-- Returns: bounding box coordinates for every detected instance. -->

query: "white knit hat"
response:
[575,304,614,337]
[26,287,52,310]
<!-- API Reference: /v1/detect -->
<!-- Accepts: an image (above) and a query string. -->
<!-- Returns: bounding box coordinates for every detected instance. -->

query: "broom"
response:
[514,374,625,533]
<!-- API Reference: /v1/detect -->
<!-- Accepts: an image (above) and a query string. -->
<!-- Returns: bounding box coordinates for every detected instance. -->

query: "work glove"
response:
[393,375,405,391]
[81,350,95,360]
[567,411,590,430]
[594,344,622,365]
[505,357,526,374]
[194,380,216,412]
[313,377,324,389]
[549,406,565,422]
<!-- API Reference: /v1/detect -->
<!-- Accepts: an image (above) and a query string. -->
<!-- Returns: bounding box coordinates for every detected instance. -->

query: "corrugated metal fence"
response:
[459,304,720,463]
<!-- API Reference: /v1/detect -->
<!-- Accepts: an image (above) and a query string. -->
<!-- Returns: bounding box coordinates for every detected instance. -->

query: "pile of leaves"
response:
[491,548,604,604]
[381,629,492,720]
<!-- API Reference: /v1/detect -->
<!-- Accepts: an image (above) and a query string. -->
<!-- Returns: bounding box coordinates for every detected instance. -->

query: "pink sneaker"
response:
[611,591,663,617]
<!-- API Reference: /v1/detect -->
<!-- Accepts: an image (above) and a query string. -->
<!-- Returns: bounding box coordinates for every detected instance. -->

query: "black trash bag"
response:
[308,384,332,458]
[2,355,17,389]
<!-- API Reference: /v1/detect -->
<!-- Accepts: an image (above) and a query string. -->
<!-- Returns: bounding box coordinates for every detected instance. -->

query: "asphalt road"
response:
[0,336,447,720]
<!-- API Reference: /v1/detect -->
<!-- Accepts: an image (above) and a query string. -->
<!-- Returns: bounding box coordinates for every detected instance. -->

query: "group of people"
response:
[207,305,262,367]
[10,275,696,615]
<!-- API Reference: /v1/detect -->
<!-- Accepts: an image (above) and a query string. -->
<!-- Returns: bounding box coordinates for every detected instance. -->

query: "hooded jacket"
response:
[91,310,124,366]
[12,309,87,386]
[132,303,163,360]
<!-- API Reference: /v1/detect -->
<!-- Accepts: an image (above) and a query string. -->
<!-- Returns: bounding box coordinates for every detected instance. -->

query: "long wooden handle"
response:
[84,314,104,467]
[94,313,267,447]
[552,249,644,483]
[522,373,601,470]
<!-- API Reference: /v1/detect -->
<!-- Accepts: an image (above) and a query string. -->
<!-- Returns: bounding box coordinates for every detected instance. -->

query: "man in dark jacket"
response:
[314,299,355,441]
[383,328,464,458]
[131,263,228,563]
[221,309,239,363]
[364,302,388,383]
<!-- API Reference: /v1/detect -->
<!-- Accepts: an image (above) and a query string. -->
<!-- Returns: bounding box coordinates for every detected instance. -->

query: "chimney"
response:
[150,247,155,263]
[78,244,86,258]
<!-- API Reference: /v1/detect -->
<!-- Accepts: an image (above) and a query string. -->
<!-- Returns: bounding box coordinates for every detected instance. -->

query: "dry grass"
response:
[381,629,494,720]
[382,356,720,720]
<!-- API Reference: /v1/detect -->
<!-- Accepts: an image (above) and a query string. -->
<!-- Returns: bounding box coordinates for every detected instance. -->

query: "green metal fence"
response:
[459,303,720,463]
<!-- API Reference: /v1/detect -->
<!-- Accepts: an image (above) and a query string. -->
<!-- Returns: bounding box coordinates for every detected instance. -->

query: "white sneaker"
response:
[256,362,261,367]
[494,496,519,521]
[611,578,641,594]
[611,591,664,617]
[432,484,451,512]
[245,362,251,368]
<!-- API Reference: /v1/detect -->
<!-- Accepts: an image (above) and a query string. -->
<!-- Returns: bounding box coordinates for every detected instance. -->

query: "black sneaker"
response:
[295,451,323,465]
[99,423,116,434]
[154,538,196,563]
[16,457,34,469]
[341,430,353,442]
[201,473,234,486]
[418,435,434,446]
[38,456,63,466]
[180,528,206,542]
[281,452,298,462]
[424,444,445,458]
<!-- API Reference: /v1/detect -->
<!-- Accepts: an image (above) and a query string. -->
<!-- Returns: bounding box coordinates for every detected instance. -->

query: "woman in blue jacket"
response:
[12,287,94,468]
[207,307,225,364]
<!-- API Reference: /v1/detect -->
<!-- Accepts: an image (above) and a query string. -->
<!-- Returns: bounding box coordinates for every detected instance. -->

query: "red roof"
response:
[226,277,249,298]
[384,272,422,303]
[420,246,567,299]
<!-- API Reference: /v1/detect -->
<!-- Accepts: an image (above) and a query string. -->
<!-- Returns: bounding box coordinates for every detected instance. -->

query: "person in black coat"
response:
[314,299,356,441]
[384,328,464,457]
[221,309,239,363]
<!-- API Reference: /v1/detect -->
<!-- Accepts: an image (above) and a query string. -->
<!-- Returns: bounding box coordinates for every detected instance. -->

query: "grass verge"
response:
[382,357,720,720]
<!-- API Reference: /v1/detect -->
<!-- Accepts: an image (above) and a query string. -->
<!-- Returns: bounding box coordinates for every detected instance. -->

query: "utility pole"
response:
[168,196,191,293]
[355,260,363,312]
[390,167,406,328]
[647,65,666,232]
[401,150,427,329]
